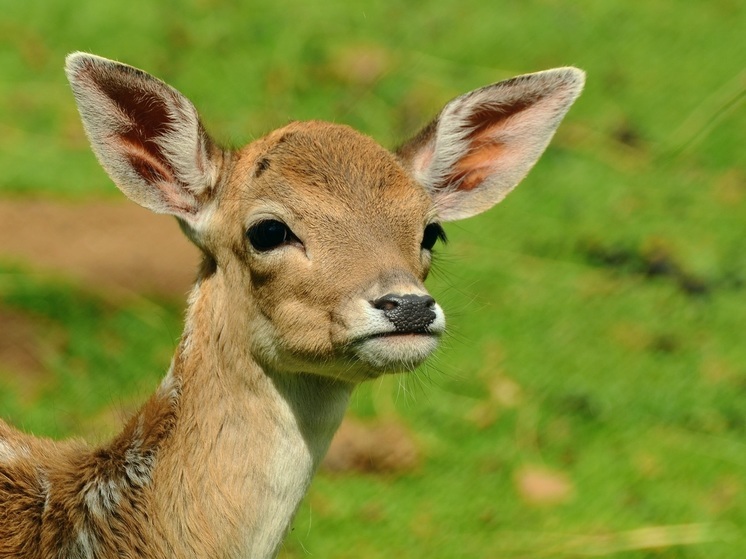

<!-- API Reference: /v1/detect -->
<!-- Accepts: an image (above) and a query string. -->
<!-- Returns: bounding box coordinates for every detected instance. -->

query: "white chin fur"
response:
[353,334,440,372]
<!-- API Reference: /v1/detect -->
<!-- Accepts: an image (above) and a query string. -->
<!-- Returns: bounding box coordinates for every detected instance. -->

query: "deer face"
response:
[65,53,584,382]
[202,122,444,379]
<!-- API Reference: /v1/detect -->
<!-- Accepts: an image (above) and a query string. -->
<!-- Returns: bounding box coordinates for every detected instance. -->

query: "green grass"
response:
[0,266,182,440]
[1,0,745,557]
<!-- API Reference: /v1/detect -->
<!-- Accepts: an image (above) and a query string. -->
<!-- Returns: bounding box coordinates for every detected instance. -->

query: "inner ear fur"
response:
[397,67,585,221]
[65,52,221,223]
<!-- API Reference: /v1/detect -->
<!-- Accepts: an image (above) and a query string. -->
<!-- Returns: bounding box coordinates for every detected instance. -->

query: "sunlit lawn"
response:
[1,1,744,557]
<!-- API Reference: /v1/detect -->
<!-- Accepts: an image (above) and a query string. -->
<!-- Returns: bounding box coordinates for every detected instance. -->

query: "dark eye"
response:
[246,219,295,251]
[421,223,447,251]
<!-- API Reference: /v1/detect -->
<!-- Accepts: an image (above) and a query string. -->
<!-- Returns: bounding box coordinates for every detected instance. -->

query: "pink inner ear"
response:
[96,75,175,141]
[119,137,176,185]
[465,98,533,137]
[451,115,511,192]
[95,74,181,183]
[453,140,506,191]
[447,97,537,191]
[112,136,196,215]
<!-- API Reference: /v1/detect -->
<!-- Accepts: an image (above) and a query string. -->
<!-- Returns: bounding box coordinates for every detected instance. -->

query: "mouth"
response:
[341,296,447,374]
[363,330,438,340]
[349,330,441,372]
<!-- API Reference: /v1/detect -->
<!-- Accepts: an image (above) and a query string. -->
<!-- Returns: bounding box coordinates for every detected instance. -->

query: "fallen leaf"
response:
[515,464,574,507]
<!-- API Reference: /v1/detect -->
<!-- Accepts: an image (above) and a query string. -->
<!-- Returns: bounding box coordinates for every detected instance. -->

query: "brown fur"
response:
[0,381,177,558]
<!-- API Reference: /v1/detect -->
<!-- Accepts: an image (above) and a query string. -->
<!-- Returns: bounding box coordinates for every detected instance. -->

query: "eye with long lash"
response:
[421,222,447,251]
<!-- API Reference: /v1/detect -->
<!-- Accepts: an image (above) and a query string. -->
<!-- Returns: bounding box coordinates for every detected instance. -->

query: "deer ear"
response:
[397,68,585,221]
[65,52,222,227]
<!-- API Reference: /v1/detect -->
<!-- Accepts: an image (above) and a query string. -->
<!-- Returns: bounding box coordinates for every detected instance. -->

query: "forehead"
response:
[233,122,433,222]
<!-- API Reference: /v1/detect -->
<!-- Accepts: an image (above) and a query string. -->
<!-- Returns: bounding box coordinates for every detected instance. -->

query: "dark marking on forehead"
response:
[255,157,270,177]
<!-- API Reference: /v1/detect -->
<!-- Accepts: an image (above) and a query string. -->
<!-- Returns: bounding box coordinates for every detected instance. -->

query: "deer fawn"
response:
[0,53,583,558]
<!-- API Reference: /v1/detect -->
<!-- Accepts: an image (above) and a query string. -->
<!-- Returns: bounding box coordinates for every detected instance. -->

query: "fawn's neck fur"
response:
[148,265,352,557]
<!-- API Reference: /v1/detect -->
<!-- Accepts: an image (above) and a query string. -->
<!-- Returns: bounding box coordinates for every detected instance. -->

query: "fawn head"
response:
[65,53,583,382]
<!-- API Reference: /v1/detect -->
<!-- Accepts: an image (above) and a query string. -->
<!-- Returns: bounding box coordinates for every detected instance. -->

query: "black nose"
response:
[371,293,437,333]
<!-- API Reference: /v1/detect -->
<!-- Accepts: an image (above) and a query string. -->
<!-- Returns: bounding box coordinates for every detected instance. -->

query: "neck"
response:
[147,271,352,558]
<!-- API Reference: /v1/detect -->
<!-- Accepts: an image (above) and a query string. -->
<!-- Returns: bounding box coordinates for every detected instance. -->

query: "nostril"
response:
[422,295,435,308]
[371,294,402,312]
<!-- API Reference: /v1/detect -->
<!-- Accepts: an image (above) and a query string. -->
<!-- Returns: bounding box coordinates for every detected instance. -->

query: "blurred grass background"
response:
[1,0,745,557]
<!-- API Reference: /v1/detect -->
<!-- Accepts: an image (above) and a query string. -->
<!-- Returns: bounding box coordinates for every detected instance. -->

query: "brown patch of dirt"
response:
[0,308,47,374]
[322,417,421,475]
[0,307,64,398]
[0,199,200,297]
